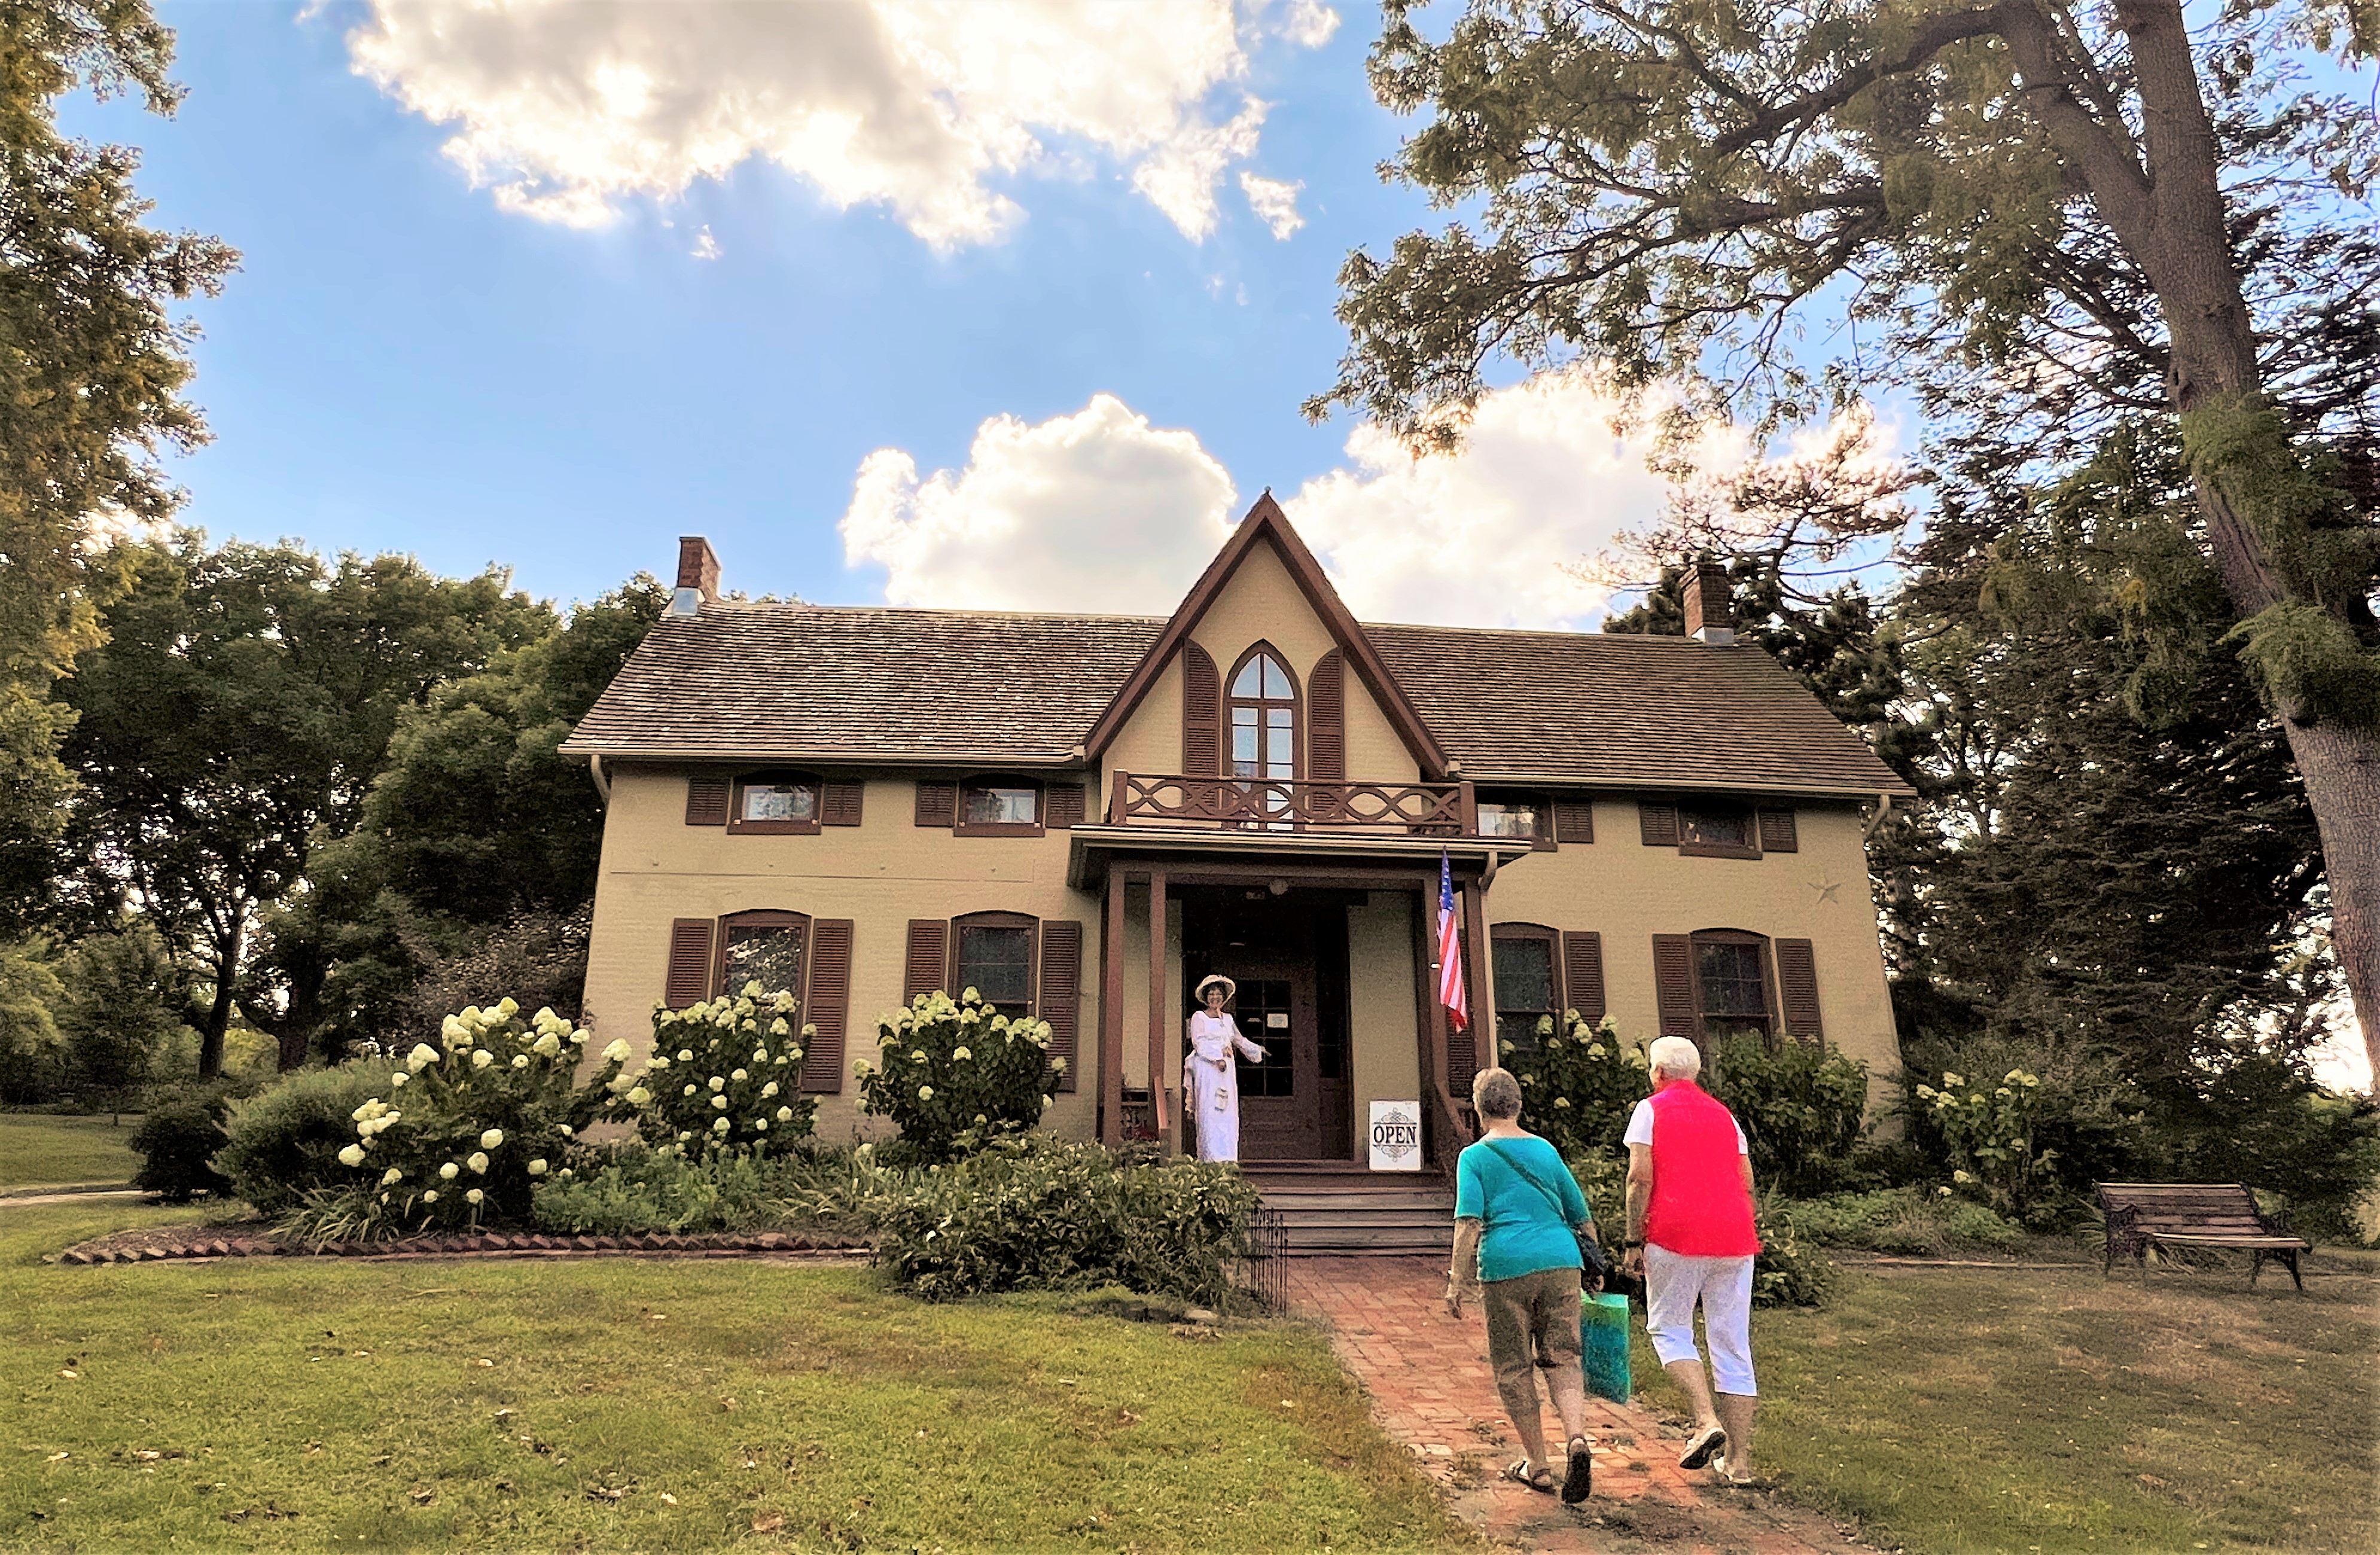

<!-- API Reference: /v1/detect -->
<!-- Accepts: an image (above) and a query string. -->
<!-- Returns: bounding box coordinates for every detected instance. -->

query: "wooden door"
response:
[1205,948,1321,1160]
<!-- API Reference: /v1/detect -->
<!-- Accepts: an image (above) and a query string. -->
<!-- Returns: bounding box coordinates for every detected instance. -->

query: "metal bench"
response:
[2093,1181,2311,1290]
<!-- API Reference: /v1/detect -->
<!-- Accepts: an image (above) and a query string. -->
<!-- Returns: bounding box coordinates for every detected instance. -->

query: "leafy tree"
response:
[0,940,66,1104]
[54,534,551,1075]
[54,921,193,1114]
[1315,0,2380,1071]
[0,2,235,930]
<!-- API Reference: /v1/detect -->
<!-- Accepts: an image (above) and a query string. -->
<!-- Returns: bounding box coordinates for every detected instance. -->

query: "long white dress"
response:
[1183,1010,1266,1163]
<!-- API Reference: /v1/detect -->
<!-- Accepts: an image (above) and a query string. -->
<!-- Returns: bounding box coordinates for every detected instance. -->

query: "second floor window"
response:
[1476,800,1542,841]
[1229,648,1297,782]
[956,777,1044,836]
[730,774,821,834]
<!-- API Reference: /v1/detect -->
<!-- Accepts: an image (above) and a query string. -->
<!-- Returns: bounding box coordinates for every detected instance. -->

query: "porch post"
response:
[1461,872,1491,1077]
[1099,869,1127,1147]
[1421,872,1449,1097]
[1147,867,1171,1144]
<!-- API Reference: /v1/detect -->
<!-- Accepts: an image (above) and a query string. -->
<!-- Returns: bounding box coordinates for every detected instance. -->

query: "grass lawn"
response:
[1,1202,1469,1553]
[1629,1256,2378,1554]
[0,1115,142,1193]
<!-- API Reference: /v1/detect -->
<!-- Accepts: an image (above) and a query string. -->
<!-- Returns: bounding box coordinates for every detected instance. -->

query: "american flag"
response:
[1437,849,1468,1033]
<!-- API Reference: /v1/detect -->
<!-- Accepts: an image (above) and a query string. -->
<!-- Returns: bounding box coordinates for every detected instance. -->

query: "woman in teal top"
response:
[1445,1066,1599,1503]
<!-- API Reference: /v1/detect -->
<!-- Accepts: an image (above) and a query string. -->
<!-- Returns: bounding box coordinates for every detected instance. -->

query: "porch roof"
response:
[1064,825,1535,890]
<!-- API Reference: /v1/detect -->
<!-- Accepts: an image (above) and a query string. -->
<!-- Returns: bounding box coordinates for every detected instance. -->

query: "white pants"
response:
[1643,1245,1757,1396]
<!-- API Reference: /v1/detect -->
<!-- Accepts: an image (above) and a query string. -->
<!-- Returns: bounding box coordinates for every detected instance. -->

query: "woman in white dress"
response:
[1184,974,1265,1163]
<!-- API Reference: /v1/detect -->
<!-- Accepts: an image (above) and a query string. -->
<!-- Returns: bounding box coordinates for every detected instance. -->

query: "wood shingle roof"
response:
[563,602,1910,797]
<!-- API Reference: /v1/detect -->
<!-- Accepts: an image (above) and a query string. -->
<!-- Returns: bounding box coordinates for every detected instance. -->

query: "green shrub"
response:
[531,1144,786,1235]
[313,998,628,1234]
[215,1063,391,1216]
[856,988,1058,1164]
[1705,1033,1870,1197]
[874,1136,1261,1306]
[129,1100,231,1202]
[1751,1196,1838,1307]
[1500,1013,1647,1159]
[1784,1187,2023,1255]
[610,983,818,1154]
[1557,1147,1630,1230]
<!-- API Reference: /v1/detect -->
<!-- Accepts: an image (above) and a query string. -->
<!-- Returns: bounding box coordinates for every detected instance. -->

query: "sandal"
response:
[1712,1455,1758,1487]
[1678,1424,1727,1471]
[1502,1459,1558,1494]
[1561,1435,1593,1504]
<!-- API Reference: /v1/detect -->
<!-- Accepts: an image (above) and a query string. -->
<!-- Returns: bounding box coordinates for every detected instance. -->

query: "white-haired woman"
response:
[1445,1065,1599,1504]
[1619,1035,1762,1484]
[1183,974,1263,1162]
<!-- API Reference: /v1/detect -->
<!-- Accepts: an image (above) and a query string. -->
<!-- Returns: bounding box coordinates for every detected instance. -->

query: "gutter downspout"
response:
[1862,791,1893,840]
[586,754,611,809]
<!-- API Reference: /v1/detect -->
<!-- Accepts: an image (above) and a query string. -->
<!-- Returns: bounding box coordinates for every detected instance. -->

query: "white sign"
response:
[1368,1100,1423,1172]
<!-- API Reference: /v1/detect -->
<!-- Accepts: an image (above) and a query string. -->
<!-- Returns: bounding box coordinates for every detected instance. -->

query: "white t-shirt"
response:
[1623,1098,1749,1154]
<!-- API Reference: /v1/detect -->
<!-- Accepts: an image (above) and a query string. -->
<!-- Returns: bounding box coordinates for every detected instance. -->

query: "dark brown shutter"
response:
[914,780,956,828]
[1552,800,1594,845]
[903,919,949,1003]
[1639,800,1680,846]
[1652,934,1698,1037]
[1561,931,1607,1023]
[800,920,854,1092]
[1182,641,1221,776]
[685,776,730,827]
[1308,649,1346,781]
[821,781,864,827]
[1039,920,1083,1093]
[1758,808,1799,853]
[665,919,715,1007]
[1045,783,1086,830]
[1775,938,1823,1039]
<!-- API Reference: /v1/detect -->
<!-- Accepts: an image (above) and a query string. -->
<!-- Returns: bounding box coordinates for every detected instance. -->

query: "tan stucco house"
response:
[560,496,1912,1176]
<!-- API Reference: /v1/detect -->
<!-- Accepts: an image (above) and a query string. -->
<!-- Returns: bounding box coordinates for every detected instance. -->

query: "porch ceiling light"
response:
[1269,879,1290,896]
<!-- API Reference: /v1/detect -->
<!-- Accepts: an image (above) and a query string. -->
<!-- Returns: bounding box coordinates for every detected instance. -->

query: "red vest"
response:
[1644,1081,1762,1257]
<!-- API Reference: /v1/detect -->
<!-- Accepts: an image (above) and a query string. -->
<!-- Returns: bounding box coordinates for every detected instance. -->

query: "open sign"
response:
[1368,1102,1422,1171]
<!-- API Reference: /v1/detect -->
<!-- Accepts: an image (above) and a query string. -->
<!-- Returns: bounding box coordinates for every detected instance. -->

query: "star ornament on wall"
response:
[1807,876,1844,904]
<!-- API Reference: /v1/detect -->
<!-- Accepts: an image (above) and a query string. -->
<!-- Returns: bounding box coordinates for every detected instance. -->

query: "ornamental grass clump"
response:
[608,983,818,1155]
[301,999,627,1237]
[857,988,1057,1164]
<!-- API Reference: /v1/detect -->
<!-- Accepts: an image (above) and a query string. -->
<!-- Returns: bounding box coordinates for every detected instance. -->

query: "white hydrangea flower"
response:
[381,1167,403,1185]
[627,1087,651,1105]
[711,1096,729,1110]
[527,1158,548,1176]
[646,1056,671,1072]
[730,1068,748,1083]
[467,1188,484,1205]
[390,1071,408,1088]
[712,1117,731,1133]
[676,1048,693,1062]
[952,1047,971,1062]
[423,1189,438,1203]
[775,1106,793,1122]
[471,1049,495,1069]
[479,1129,504,1149]
[1052,1056,1068,1073]
[683,1084,698,1097]
[496,996,519,1018]
[337,1144,367,1167]
[442,1015,469,1046]
[569,1030,589,1045]
[467,1152,490,1174]
[918,1085,934,1100]
[760,1081,779,1099]
[531,1032,562,1057]
[602,1037,631,1063]
[512,1055,530,1069]
[769,1018,790,1036]
[753,1119,769,1132]
[752,1047,770,1063]
[439,1162,460,1181]
[708,1075,726,1092]
[910,1049,928,1062]
[407,1044,439,1072]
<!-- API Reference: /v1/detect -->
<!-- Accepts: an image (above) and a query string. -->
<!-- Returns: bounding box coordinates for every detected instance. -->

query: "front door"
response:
[1204,946,1321,1160]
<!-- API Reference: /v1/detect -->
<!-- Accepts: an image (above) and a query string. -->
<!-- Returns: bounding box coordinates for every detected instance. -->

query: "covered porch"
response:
[1068,775,1533,1188]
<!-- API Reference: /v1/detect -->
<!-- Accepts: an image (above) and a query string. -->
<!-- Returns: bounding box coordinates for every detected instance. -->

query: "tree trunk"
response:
[197,972,234,1080]
[2275,719,2380,1083]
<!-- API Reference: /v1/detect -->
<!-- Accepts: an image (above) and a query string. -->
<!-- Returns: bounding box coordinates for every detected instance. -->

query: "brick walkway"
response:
[1286,1257,1880,1554]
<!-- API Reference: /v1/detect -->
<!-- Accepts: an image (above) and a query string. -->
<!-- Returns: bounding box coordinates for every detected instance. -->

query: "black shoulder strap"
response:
[1482,1139,1580,1225]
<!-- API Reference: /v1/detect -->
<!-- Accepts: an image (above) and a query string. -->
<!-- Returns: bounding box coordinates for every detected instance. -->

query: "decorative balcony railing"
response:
[1105,772,1477,833]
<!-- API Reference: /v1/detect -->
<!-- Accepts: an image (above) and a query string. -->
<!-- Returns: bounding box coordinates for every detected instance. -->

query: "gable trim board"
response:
[1080,493,1453,779]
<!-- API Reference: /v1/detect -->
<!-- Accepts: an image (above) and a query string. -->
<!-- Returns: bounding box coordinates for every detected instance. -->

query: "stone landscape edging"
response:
[51,1229,870,1266]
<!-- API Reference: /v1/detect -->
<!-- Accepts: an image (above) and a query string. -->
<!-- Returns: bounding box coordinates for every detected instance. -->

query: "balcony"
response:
[1103,772,1478,834]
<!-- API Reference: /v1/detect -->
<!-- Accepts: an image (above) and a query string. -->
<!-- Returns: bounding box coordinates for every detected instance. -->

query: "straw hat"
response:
[1194,974,1236,1003]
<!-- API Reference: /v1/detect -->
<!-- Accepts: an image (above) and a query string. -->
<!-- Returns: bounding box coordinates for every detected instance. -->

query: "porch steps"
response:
[1244,1161,1456,1258]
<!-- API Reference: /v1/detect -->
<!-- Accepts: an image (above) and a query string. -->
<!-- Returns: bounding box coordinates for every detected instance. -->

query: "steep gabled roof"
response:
[559,605,1165,763]
[1080,493,1452,778]
[1370,623,1910,794]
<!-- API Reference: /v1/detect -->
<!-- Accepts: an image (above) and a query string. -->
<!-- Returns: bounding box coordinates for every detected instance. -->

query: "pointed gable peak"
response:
[1084,493,1450,776]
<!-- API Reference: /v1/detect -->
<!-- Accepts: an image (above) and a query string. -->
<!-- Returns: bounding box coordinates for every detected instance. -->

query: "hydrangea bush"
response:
[1916,1066,2051,1215]
[1498,1012,1648,1160]
[856,988,1056,1164]
[320,999,627,1233]
[607,983,818,1155]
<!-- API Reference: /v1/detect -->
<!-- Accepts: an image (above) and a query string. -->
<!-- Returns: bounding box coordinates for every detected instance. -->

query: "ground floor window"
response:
[1694,934,1772,1038]
[1491,927,1559,1055]
[955,918,1035,1020]
[719,911,807,999]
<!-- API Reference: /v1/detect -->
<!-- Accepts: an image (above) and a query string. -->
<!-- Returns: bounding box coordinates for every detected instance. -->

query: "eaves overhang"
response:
[1065,824,1537,891]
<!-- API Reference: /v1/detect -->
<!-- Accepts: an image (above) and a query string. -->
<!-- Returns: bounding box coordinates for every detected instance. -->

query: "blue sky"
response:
[73,1,1623,619]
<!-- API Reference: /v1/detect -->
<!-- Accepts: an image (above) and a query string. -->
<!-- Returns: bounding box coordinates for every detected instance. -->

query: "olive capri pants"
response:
[1482,1265,1584,1421]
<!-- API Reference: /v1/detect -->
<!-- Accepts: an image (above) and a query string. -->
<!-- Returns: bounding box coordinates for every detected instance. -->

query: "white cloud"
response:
[837,377,1695,629]
[1239,170,1305,239]
[690,224,720,260]
[342,1,1322,248]
[840,394,1238,611]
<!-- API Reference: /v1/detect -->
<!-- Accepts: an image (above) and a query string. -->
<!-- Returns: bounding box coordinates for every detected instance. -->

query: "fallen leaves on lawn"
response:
[586,1484,627,1503]
[44,1452,68,1462]
[472,1358,493,1368]
[408,1486,435,1505]
[659,1492,678,1505]
[751,1513,786,1533]
[720,1396,738,1413]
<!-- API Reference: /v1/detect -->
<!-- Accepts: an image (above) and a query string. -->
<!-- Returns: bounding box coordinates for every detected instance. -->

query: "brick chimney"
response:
[1682,560,1734,645]
[672,536,721,616]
